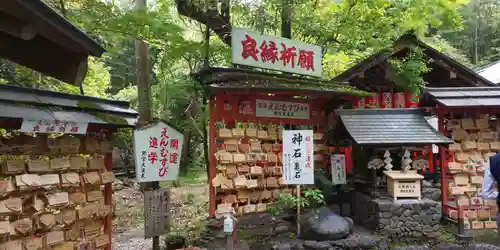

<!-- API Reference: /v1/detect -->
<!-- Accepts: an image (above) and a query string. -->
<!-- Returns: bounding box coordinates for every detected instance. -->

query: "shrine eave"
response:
[194,67,370,97]
[333,108,453,146]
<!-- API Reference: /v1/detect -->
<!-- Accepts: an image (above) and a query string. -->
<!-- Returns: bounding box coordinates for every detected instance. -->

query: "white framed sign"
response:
[256,99,310,120]
[20,119,88,134]
[133,121,184,182]
[282,130,314,185]
[331,154,347,185]
[231,28,322,77]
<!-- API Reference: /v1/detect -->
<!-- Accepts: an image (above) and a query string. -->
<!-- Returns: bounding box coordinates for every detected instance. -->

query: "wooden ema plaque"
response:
[144,188,170,238]
[384,170,424,200]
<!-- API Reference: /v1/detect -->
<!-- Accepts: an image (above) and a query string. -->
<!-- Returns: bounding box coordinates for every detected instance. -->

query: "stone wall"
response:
[352,192,442,239]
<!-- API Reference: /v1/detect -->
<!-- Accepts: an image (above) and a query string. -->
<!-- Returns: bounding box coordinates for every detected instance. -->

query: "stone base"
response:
[353,192,442,238]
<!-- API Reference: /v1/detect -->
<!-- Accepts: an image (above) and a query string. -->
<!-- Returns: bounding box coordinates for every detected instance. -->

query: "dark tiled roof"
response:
[0,84,137,127]
[421,87,500,108]
[336,108,452,145]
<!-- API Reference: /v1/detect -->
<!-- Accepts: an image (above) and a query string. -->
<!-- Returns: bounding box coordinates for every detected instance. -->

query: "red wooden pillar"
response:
[209,94,217,217]
[428,147,434,173]
[437,108,448,215]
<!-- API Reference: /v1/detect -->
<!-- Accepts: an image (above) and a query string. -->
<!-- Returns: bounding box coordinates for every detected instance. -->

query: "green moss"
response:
[91,112,128,125]
[77,100,103,110]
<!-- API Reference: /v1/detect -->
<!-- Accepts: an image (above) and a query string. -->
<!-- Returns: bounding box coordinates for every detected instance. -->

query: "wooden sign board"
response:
[144,188,170,238]
[331,154,346,185]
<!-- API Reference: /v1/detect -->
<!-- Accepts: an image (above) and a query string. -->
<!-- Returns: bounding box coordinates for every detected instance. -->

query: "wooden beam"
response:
[433,59,481,86]
[0,12,36,40]
[0,30,88,85]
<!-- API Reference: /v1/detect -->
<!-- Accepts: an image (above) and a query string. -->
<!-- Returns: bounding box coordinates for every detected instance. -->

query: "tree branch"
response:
[175,0,232,46]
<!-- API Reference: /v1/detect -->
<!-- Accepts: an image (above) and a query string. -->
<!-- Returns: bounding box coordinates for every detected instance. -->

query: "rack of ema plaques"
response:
[0,132,115,250]
[445,115,499,230]
[210,123,328,218]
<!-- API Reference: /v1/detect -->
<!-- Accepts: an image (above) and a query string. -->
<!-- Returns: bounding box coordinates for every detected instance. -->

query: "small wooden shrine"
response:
[197,67,367,218]
[329,108,453,197]
[0,3,137,249]
[420,87,500,235]
[0,84,137,250]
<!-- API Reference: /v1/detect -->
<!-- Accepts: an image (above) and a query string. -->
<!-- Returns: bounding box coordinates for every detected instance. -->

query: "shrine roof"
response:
[420,86,500,108]
[335,108,452,146]
[0,84,137,127]
[0,1,105,85]
[333,34,495,88]
[194,67,370,96]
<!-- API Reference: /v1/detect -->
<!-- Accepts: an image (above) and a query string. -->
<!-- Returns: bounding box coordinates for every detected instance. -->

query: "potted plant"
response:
[165,231,186,250]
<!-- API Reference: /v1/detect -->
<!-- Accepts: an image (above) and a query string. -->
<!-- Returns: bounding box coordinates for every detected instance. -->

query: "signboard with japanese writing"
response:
[282,130,314,185]
[20,119,88,134]
[231,28,322,77]
[256,99,310,120]
[133,121,184,182]
[144,188,171,238]
[331,154,346,185]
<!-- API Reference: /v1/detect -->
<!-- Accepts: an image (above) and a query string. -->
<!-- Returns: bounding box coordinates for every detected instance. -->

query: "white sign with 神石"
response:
[231,28,322,77]
[331,154,347,185]
[20,119,88,134]
[133,121,184,182]
[256,99,310,120]
[282,130,314,185]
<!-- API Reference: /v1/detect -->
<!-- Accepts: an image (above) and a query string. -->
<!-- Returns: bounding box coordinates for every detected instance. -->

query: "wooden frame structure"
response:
[420,86,500,235]
[195,66,368,217]
[330,108,452,196]
[0,84,137,250]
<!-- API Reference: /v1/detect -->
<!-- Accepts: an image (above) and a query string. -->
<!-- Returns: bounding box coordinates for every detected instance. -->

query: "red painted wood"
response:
[437,109,448,216]
[209,95,217,217]
[209,92,332,216]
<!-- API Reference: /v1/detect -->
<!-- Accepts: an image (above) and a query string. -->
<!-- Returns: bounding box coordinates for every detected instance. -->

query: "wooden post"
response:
[437,108,447,215]
[134,0,163,249]
[296,184,301,237]
[104,147,113,250]
[225,234,234,250]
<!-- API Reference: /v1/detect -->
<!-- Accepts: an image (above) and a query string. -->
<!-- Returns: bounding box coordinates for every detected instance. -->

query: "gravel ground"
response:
[112,228,166,250]
[111,183,208,250]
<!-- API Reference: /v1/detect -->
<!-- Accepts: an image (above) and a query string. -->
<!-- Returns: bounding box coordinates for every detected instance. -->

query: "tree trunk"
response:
[179,130,192,176]
[281,0,292,39]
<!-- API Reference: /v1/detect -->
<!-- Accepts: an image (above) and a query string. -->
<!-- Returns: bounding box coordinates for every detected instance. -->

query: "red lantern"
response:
[365,92,379,109]
[380,92,393,109]
[405,93,420,108]
[351,98,365,109]
[393,92,405,108]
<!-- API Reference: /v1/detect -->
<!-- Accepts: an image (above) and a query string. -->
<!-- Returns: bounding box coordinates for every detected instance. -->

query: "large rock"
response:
[392,246,429,250]
[435,243,465,250]
[469,244,500,250]
[299,206,353,241]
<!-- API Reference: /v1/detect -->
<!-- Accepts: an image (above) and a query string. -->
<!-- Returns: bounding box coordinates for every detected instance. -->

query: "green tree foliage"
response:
[441,0,500,66]
[0,0,485,175]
